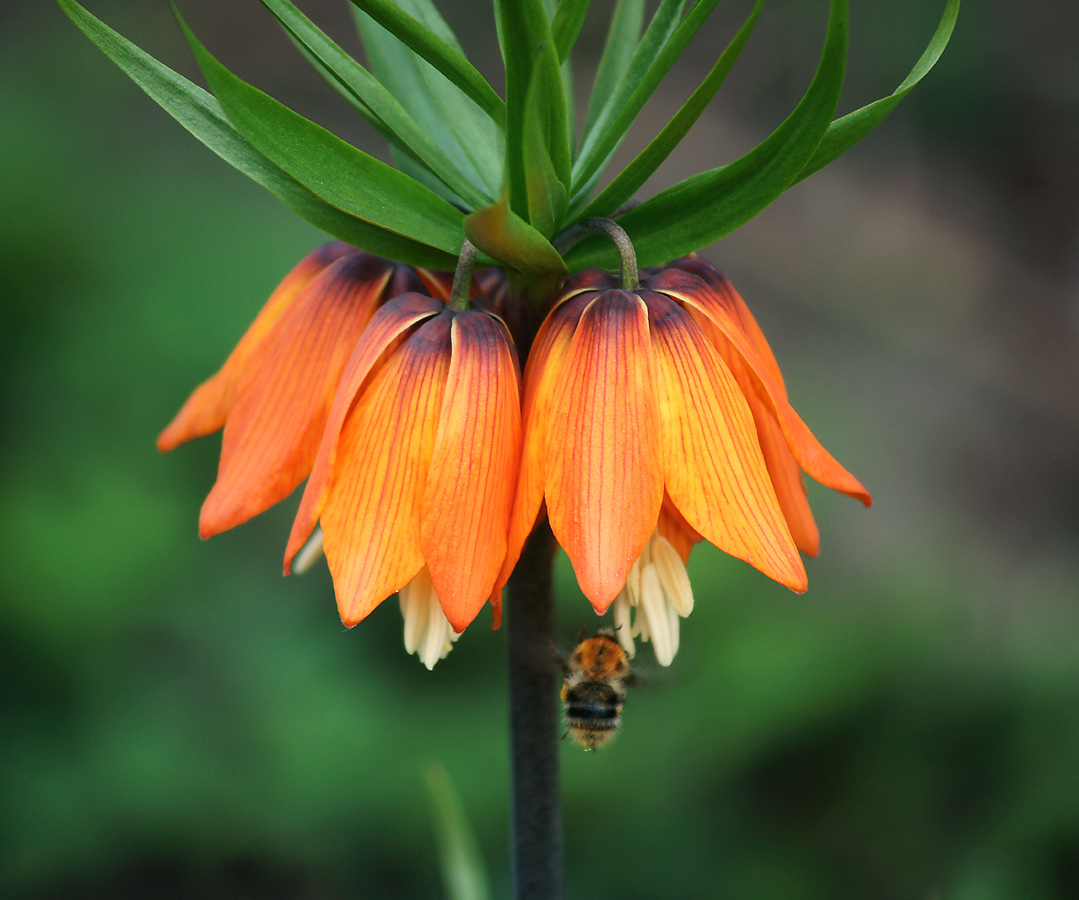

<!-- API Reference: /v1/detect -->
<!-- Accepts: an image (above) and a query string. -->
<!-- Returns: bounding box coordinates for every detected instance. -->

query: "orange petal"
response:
[319,313,454,626]
[198,254,398,537]
[498,291,596,590]
[545,290,664,612]
[657,494,702,566]
[157,242,352,452]
[284,292,444,571]
[646,291,807,592]
[653,268,871,507]
[420,312,522,631]
[720,347,820,555]
[665,257,788,396]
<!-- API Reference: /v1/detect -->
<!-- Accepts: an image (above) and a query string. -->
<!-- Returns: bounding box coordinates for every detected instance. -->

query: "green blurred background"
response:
[3,0,1078,897]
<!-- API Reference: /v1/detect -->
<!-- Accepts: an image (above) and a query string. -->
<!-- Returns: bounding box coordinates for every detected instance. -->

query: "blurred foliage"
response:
[3,1,1078,899]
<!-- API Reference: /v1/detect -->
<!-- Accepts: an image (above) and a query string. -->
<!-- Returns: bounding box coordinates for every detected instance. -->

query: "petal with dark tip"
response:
[646,291,807,592]
[157,242,353,452]
[421,312,521,631]
[198,254,395,538]
[284,292,444,571]
[546,290,664,612]
[320,313,453,626]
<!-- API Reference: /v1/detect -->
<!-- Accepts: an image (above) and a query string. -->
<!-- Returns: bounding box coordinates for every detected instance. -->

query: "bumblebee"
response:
[560,629,635,750]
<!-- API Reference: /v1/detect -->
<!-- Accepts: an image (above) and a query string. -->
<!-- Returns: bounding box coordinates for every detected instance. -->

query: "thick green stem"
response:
[507,519,562,900]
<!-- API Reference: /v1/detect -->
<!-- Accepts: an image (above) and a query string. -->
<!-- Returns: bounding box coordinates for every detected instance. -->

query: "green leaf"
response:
[353,0,503,200]
[347,0,505,127]
[572,0,688,193]
[177,7,466,255]
[522,47,572,236]
[577,0,765,220]
[56,0,456,269]
[258,0,489,209]
[579,0,644,142]
[794,0,960,183]
[424,763,491,900]
[465,197,568,276]
[499,0,570,223]
[551,0,590,62]
[565,0,849,270]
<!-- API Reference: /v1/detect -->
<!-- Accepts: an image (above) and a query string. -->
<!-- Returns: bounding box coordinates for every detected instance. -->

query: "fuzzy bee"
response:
[560,629,636,750]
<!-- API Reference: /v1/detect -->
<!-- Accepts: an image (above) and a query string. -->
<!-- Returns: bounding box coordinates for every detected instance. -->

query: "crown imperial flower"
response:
[502,262,871,656]
[283,288,522,663]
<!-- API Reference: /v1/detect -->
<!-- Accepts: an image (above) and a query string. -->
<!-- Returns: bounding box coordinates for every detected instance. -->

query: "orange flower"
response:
[157,243,450,537]
[284,292,522,668]
[501,264,870,664]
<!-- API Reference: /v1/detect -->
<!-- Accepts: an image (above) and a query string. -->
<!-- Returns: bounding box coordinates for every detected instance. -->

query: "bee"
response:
[560,629,635,750]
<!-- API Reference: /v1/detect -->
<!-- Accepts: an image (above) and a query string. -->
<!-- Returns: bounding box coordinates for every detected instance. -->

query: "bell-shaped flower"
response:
[502,265,870,662]
[283,292,522,667]
[157,243,449,537]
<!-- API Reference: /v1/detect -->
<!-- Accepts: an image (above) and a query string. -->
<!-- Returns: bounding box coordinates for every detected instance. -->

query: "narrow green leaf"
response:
[580,0,644,141]
[573,0,688,192]
[551,0,591,62]
[577,0,765,220]
[465,198,569,276]
[523,52,570,237]
[57,0,455,269]
[353,1,503,199]
[258,0,489,209]
[177,7,466,254]
[499,0,570,223]
[565,0,849,270]
[347,0,505,127]
[424,763,491,900]
[794,0,960,183]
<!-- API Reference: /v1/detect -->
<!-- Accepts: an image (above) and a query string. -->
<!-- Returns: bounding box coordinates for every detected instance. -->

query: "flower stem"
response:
[554,217,639,290]
[449,240,477,311]
[506,518,562,900]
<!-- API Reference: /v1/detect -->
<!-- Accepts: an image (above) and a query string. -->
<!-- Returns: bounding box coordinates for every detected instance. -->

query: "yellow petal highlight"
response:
[157,242,351,452]
[646,291,807,592]
[199,255,394,537]
[320,313,453,626]
[284,293,444,571]
[545,290,664,612]
[421,312,522,632]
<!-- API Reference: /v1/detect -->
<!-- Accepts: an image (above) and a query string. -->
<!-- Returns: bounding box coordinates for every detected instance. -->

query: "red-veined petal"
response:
[546,290,664,612]
[421,312,522,631]
[199,254,398,537]
[320,313,453,626]
[157,242,352,451]
[284,292,444,571]
[646,291,807,592]
[721,341,820,555]
[652,268,871,506]
[498,291,594,590]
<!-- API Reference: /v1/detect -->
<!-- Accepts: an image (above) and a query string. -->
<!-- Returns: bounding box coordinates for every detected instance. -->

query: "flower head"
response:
[502,262,870,662]
[284,290,522,666]
[157,243,450,537]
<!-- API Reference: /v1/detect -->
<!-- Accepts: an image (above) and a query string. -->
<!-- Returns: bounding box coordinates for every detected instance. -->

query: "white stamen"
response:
[292,526,325,574]
[399,567,460,669]
[616,530,694,666]
[612,587,636,658]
